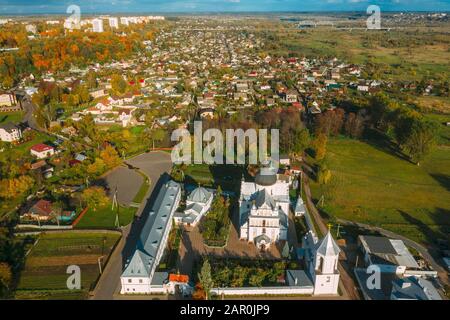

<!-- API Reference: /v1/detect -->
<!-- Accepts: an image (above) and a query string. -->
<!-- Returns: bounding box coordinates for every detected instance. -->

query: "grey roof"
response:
[360,236,419,268]
[0,122,19,132]
[255,162,278,186]
[391,277,442,300]
[151,272,169,286]
[185,202,203,214]
[316,231,340,257]
[254,189,276,209]
[122,180,181,278]
[187,186,212,204]
[361,236,397,254]
[294,197,306,213]
[286,270,313,287]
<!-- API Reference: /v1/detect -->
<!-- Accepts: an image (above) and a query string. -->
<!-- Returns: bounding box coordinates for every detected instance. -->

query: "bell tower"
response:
[311,230,341,295]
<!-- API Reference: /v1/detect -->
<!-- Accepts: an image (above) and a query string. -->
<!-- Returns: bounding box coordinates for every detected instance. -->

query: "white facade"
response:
[120,17,129,26]
[109,17,119,29]
[0,124,21,142]
[239,166,289,250]
[92,19,104,33]
[0,93,17,106]
[309,231,341,295]
[30,145,55,159]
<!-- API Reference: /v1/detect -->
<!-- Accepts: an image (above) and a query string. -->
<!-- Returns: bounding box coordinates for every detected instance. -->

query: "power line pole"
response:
[112,187,120,228]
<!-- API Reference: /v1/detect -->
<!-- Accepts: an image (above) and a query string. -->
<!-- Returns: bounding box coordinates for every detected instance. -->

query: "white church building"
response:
[120,180,181,294]
[174,186,213,227]
[239,164,290,250]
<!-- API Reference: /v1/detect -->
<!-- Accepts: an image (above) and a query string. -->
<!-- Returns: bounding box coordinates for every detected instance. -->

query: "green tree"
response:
[198,258,214,300]
[402,120,438,165]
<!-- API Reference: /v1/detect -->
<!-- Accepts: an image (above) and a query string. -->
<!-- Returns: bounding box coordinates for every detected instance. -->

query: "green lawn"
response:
[309,137,450,245]
[15,231,120,300]
[75,204,136,229]
[183,163,243,191]
[132,173,150,203]
[0,111,24,124]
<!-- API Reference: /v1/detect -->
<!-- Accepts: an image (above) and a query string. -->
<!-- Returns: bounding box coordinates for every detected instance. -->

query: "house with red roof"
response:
[30,143,55,159]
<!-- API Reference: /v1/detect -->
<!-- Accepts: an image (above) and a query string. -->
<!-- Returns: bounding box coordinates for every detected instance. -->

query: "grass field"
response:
[15,231,120,300]
[132,172,150,203]
[75,204,137,229]
[183,163,244,192]
[309,137,450,245]
[0,111,24,124]
[268,28,450,81]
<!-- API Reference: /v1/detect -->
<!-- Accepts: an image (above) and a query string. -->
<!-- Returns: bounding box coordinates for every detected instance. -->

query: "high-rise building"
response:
[109,17,119,29]
[92,18,104,33]
[120,17,129,26]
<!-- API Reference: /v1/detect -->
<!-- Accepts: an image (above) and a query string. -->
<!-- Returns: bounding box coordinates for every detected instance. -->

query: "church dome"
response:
[187,186,212,204]
[255,163,278,186]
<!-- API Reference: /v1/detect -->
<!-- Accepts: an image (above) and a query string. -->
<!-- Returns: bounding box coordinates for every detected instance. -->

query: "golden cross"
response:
[327,223,332,230]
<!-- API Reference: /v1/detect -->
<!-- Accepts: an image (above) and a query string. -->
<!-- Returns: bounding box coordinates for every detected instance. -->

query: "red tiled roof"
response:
[31,143,53,153]
[169,274,189,283]
[31,199,53,216]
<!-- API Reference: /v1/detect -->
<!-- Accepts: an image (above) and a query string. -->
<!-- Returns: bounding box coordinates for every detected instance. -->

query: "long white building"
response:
[120,180,181,294]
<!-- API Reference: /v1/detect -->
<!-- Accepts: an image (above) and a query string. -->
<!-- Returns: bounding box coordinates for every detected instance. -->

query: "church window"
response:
[262,228,266,234]
[128,279,132,283]
[318,257,323,271]
[262,220,266,227]
[139,279,143,283]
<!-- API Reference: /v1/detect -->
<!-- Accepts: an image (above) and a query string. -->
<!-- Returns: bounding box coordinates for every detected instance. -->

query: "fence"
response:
[210,285,314,296]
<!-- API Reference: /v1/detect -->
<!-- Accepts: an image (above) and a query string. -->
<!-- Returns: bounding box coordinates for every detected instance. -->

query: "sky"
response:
[0,0,449,14]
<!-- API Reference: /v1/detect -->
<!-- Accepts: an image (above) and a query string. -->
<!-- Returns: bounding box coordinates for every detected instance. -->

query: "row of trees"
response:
[199,187,230,246]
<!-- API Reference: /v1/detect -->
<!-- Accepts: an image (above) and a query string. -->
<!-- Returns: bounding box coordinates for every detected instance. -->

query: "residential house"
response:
[0,122,22,142]
[30,143,55,159]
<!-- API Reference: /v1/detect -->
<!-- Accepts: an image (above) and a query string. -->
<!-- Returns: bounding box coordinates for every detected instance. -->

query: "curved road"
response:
[91,151,173,300]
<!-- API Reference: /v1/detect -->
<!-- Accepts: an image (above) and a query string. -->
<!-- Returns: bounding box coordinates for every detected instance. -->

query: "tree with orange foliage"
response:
[192,282,206,300]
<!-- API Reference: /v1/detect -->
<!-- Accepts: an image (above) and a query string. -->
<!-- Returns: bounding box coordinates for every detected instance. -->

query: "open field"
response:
[309,137,450,245]
[267,28,450,81]
[15,231,121,300]
[75,204,136,229]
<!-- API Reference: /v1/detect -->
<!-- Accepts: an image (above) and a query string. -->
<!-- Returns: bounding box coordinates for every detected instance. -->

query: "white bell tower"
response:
[311,230,341,295]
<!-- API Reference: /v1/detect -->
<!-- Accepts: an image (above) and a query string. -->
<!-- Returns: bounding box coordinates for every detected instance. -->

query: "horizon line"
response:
[1,10,449,17]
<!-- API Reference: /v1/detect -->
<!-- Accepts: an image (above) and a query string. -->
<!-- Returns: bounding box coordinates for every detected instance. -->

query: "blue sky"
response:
[0,0,449,14]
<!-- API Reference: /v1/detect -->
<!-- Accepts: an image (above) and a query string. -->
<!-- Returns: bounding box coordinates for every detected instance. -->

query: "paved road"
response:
[97,166,144,206]
[91,151,173,300]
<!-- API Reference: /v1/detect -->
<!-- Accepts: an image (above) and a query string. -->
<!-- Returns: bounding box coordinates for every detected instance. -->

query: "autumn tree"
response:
[312,133,327,161]
[81,186,109,210]
[0,262,12,296]
[111,74,127,95]
[0,175,34,199]
[100,145,122,169]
